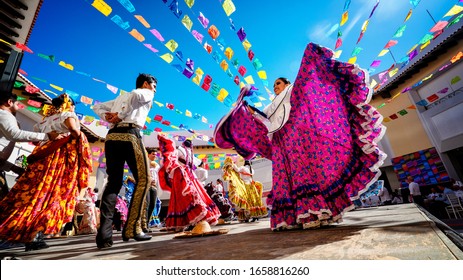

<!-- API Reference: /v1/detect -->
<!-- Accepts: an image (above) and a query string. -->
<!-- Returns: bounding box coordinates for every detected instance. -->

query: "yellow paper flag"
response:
[239,82,245,88]
[222,0,236,16]
[134,15,150,28]
[192,75,201,85]
[253,102,263,108]
[404,9,412,22]
[58,61,74,70]
[389,68,398,77]
[224,47,234,60]
[341,11,348,26]
[92,0,112,16]
[370,79,377,88]
[185,0,195,8]
[348,57,357,64]
[242,39,252,52]
[160,53,174,63]
[154,100,164,107]
[244,75,255,84]
[422,74,433,81]
[129,29,145,42]
[420,40,430,50]
[333,50,342,59]
[185,110,192,117]
[146,117,151,124]
[220,60,229,71]
[444,5,463,17]
[165,39,178,52]
[195,67,204,76]
[378,49,389,57]
[257,70,267,80]
[217,88,229,102]
[50,84,63,91]
[181,15,193,31]
[361,20,369,32]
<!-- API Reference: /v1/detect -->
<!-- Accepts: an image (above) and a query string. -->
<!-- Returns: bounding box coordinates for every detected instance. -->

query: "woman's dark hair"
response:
[198,161,204,167]
[216,179,222,184]
[52,94,75,108]
[244,160,253,174]
[136,73,157,88]
[277,77,291,85]
[183,139,192,148]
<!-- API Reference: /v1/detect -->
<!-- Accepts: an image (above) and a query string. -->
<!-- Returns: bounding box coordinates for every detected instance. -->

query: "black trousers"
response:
[97,127,150,241]
[145,187,158,227]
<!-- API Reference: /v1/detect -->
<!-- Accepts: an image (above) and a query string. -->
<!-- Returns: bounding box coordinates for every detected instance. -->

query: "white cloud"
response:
[307,21,336,47]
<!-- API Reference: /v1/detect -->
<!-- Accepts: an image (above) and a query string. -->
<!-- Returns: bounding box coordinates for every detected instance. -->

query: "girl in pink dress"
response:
[157,134,220,231]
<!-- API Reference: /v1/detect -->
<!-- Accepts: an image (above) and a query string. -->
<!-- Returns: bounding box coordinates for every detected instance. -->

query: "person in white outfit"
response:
[195,162,208,186]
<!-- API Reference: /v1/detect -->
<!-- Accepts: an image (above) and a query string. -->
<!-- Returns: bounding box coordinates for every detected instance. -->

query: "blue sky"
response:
[19,0,459,134]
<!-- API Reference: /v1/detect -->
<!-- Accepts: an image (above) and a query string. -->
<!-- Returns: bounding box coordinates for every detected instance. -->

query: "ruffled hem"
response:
[321,43,387,200]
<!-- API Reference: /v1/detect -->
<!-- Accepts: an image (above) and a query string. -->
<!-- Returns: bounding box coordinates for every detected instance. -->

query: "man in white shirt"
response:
[407,176,423,206]
[93,73,157,248]
[0,92,61,198]
[195,161,208,186]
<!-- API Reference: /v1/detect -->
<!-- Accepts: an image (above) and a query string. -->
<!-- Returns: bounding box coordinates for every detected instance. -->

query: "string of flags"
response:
[217,0,274,99]
[367,1,419,75]
[161,0,242,89]
[346,0,381,65]
[378,49,462,123]
[370,2,463,92]
[85,0,241,108]
[332,0,352,59]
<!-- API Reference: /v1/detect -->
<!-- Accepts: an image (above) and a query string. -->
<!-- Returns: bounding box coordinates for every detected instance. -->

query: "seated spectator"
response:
[426,185,455,219]
[378,185,392,205]
[453,185,463,201]
[369,194,381,207]
[361,197,371,208]
[424,187,440,206]
[391,189,402,204]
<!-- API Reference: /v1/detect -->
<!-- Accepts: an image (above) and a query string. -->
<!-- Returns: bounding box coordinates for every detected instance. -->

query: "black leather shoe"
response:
[133,233,152,241]
[25,240,49,252]
[96,237,113,249]
[123,232,152,242]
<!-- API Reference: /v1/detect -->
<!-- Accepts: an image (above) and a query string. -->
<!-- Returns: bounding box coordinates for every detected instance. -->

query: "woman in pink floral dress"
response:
[215,43,386,231]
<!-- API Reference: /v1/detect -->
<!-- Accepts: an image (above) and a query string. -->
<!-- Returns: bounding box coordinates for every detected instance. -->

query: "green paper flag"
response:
[38,53,55,62]
[13,81,24,88]
[451,76,461,85]
[398,109,408,116]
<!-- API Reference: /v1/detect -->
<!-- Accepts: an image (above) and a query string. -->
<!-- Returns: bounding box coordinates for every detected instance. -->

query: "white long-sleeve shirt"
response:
[92,88,154,129]
[0,109,48,171]
[195,167,208,185]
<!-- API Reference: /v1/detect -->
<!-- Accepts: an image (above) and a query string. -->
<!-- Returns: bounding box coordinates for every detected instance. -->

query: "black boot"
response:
[25,232,49,252]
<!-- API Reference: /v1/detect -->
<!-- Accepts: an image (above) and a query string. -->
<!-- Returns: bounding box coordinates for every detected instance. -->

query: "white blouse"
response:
[34,111,80,134]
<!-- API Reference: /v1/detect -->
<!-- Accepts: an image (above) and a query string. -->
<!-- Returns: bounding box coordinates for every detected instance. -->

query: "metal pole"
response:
[426,9,437,24]
[389,49,397,63]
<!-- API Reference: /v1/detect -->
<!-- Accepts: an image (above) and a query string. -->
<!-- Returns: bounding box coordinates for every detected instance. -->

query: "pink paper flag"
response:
[150,29,165,42]
[384,40,398,49]
[430,21,448,33]
[144,43,158,53]
[335,38,342,49]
